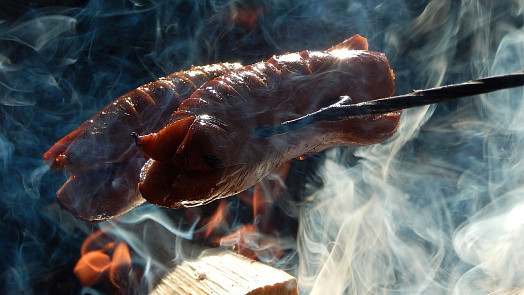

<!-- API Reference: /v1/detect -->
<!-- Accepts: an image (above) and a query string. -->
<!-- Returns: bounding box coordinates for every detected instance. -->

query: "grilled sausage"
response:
[137,35,401,209]
[44,62,243,174]
[44,62,243,221]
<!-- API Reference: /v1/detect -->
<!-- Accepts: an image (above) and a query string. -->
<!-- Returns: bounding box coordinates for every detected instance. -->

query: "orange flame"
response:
[74,228,132,289]
[219,224,258,259]
[109,242,132,288]
[74,250,111,287]
[204,199,228,238]
[198,162,291,260]
[225,2,264,30]
[218,224,284,261]
[252,183,267,218]
[74,161,292,289]
[238,161,290,219]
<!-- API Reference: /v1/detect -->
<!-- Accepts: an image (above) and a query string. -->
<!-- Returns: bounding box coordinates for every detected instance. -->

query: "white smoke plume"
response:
[297,1,524,294]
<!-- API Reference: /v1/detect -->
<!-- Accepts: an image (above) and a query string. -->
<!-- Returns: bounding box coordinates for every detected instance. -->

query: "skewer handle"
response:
[254,70,524,138]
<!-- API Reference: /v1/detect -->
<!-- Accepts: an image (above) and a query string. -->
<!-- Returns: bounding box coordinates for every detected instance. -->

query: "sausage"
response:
[137,35,401,209]
[44,62,243,221]
[44,62,243,174]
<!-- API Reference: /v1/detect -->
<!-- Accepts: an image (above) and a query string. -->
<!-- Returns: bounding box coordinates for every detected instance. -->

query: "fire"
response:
[224,1,264,30]
[207,162,291,260]
[73,161,292,290]
[109,242,132,288]
[74,227,132,289]
[74,250,111,287]
[188,161,292,262]
[203,199,228,238]
[218,224,284,261]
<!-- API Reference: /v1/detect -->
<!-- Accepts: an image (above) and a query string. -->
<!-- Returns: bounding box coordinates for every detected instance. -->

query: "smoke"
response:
[296,1,524,294]
[1,0,524,294]
[452,29,524,293]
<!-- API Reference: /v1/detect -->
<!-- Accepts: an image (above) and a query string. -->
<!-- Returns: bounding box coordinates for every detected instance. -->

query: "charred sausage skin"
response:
[43,62,243,221]
[138,35,401,209]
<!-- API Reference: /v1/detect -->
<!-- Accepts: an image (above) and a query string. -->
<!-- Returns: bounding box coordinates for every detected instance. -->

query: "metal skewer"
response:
[254,70,524,138]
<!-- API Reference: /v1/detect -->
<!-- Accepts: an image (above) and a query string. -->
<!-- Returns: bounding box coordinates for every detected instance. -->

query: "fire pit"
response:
[2,0,524,294]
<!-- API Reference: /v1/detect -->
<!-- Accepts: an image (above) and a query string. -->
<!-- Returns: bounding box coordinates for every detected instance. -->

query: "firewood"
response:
[150,245,298,295]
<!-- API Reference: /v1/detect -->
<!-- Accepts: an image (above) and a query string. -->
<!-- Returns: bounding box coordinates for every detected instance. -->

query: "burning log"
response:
[150,244,298,295]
